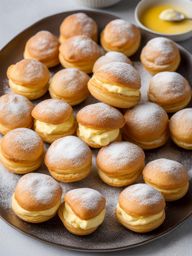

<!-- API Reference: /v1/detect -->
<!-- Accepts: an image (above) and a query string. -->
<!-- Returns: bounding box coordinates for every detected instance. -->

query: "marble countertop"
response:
[0,0,191,255]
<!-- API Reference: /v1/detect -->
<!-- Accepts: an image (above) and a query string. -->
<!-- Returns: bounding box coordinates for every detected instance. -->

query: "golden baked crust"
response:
[148,72,191,112]
[93,51,132,73]
[59,35,103,73]
[59,12,98,43]
[140,37,181,74]
[77,102,125,130]
[0,93,33,134]
[24,30,59,67]
[49,68,89,106]
[101,19,141,56]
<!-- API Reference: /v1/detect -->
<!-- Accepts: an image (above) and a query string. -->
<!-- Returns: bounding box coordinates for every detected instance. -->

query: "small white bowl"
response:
[75,0,121,8]
[135,0,192,41]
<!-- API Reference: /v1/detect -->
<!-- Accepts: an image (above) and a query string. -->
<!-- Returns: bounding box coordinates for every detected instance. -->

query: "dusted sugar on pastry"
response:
[116,183,166,233]
[24,30,59,68]
[59,35,103,73]
[143,158,189,201]
[76,102,125,148]
[58,188,106,235]
[88,62,141,108]
[140,37,181,74]
[0,128,44,174]
[59,12,98,43]
[93,51,132,73]
[123,102,169,149]
[148,72,191,113]
[101,19,141,56]
[32,99,76,143]
[96,141,145,187]
[49,68,89,106]
[12,173,62,223]
[7,59,50,100]
[0,93,33,134]
[169,108,192,149]
[45,136,92,182]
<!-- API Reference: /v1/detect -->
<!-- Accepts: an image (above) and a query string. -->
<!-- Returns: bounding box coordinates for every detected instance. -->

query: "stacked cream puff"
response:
[0,12,190,237]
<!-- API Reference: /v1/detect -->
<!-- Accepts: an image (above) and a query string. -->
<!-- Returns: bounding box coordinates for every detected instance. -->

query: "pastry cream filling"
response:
[117,204,164,226]
[63,203,105,230]
[150,183,189,194]
[34,115,75,135]
[78,124,119,146]
[135,134,167,146]
[94,78,140,97]
[12,194,60,218]
[9,80,47,93]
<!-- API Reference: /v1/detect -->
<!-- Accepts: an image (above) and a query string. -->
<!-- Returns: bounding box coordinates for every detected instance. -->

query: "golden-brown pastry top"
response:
[0,93,33,129]
[148,72,191,105]
[141,37,180,67]
[1,128,44,161]
[7,59,50,87]
[77,102,125,130]
[64,188,106,220]
[32,99,73,124]
[49,68,89,99]
[97,141,145,174]
[143,158,189,189]
[169,108,192,143]
[45,135,92,170]
[119,183,165,216]
[59,35,103,63]
[24,31,59,62]
[59,12,98,42]
[14,173,62,211]
[93,62,141,89]
[93,51,132,73]
[124,102,168,140]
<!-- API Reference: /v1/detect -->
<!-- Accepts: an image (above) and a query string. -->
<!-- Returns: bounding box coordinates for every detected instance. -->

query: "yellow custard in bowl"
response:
[140,4,192,35]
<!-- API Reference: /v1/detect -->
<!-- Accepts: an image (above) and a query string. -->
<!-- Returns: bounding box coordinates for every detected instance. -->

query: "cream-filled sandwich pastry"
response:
[12,173,62,223]
[58,188,106,235]
[32,99,76,143]
[76,102,125,148]
[116,183,166,233]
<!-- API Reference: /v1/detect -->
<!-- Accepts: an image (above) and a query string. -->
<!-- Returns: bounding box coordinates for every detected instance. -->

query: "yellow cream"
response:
[78,124,119,146]
[150,183,189,195]
[34,115,75,135]
[12,194,60,222]
[94,78,140,97]
[9,80,47,93]
[140,4,192,34]
[63,203,105,230]
[116,204,164,226]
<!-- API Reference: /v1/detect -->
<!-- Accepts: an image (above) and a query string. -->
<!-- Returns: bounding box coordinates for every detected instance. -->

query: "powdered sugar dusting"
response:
[70,13,96,35]
[108,19,135,38]
[147,37,175,54]
[69,36,98,56]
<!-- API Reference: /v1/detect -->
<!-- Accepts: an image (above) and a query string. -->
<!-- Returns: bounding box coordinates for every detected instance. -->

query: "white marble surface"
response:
[0,0,192,255]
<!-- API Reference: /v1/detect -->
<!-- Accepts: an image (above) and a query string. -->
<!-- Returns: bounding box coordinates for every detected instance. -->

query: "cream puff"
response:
[169,108,192,149]
[0,93,33,134]
[143,158,189,201]
[45,136,92,182]
[140,37,181,74]
[93,51,132,73]
[12,173,62,223]
[59,35,103,73]
[88,62,141,108]
[148,72,191,113]
[76,103,125,148]
[123,102,169,149]
[32,99,76,143]
[7,59,50,100]
[49,68,89,106]
[0,128,44,174]
[58,188,106,235]
[24,30,59,68]
[116,183,166,233]
[59,12,98,43]
[101,19,141,56]
[96,141,145,187]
